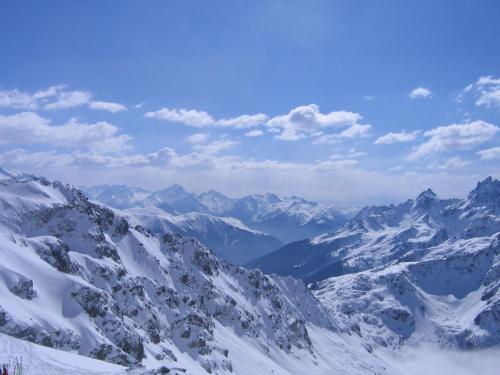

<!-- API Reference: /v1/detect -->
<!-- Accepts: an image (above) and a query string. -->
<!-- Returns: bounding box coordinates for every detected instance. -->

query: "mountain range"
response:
[0,167,499,374]
[249,177,500,351]
[83,184,347,264]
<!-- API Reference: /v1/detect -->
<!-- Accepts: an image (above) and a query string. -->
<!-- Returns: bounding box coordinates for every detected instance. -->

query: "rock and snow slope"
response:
[0,168,390,374]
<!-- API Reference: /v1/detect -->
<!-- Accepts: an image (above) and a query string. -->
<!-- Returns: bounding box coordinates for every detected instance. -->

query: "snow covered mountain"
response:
[0,168,392,374]
[124,206,282,265]
[83,185,150,209]
[83,186,283,265]
[3,168,499,373]
[248,177,500,351]
[84,185,347,244]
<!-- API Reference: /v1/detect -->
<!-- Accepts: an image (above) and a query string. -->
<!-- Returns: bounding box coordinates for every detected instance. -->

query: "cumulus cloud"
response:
[0,112,131,153]
[244,129,264,137]
[144,108,267,128]
[0,85,126,113]
[477,146,500,160]
[185,133,209,144]
[267,104,369,142]
[407,120,499,160]
[409,86,432,99]
[145,104,369,143]
[375,130,420,144]
[267,104,361,131]
[88,101,127,113]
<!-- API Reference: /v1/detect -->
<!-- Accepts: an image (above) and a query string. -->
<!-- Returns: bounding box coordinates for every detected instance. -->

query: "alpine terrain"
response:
[84,184,347,264]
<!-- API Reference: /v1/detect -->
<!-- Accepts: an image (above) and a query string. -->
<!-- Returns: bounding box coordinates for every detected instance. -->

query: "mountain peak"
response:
[468,176,500,203]
[416,188,437,201]
[165,183,186,193]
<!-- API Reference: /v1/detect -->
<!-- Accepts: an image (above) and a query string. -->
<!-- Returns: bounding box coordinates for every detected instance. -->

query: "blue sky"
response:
[0,0,499,205]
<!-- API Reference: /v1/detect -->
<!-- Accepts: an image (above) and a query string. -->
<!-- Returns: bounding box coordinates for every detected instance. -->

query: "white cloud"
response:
[375,130,420,144]
[477,146,500,160]
[0,85,126,113]
[44,89,92,110]
[476,88,500,108]
[429,156,471,170]
[364,96,375,101]
[145,108,267,128]
[313,124,372,144]
[457,76,500,108]
[0,112,131,153]
[408,120,499,160]
[267,104,368,142]
[89,101,127,113]
[145,104,369,143]
[185,133,209,144]
[244,129,264,137]
[338,124,372,138]
[216,114,268,128]
[145,108,214,127]
[274,128,304,141]
[0,89,41,109]
[409,86,432,99]
[267,104,361,131]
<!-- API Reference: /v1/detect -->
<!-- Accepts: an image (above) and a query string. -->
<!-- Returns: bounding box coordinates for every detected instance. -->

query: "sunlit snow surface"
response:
[0,333,125,375]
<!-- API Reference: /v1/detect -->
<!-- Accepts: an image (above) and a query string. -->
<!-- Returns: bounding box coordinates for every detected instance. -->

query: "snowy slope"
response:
[82,185,150,209]
[0,168,392,374]
[0,333,126,375]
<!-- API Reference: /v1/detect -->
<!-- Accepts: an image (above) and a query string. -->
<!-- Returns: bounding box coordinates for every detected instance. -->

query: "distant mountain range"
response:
[83,184,347,264]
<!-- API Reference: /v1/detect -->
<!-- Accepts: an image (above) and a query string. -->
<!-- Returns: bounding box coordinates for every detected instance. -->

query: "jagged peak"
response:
[468,176,500,202]
[416,188,437,201]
